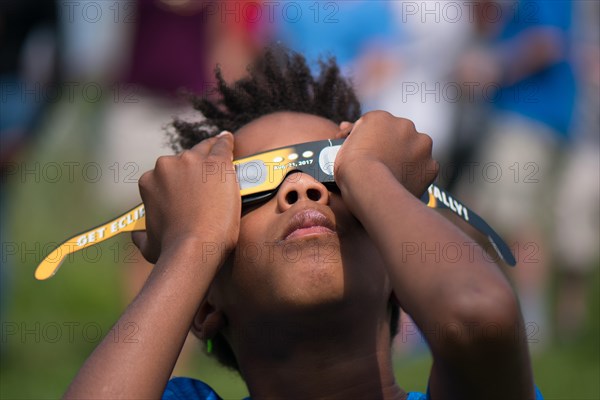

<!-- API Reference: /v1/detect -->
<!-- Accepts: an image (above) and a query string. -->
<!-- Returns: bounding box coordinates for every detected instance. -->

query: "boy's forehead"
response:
[233,112,340,159]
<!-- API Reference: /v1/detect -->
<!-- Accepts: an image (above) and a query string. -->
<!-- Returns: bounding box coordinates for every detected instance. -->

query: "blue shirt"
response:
[491,0,576,137]
[163,377,545,399]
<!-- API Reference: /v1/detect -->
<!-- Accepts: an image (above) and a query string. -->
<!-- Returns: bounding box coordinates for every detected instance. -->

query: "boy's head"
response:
[170,46,400,373]
[169,46,361,151]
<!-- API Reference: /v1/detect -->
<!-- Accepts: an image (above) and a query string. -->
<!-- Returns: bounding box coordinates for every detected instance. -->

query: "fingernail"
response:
[217,130,232,137]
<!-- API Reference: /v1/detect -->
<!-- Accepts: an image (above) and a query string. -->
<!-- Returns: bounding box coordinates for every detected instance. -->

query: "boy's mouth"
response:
[281,209,336,241]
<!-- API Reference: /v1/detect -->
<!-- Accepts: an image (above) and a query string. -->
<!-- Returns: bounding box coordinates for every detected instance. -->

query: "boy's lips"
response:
[281,208,336,241]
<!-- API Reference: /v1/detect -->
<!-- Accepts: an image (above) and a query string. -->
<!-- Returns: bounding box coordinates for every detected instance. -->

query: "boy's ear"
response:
[191,300,226,340]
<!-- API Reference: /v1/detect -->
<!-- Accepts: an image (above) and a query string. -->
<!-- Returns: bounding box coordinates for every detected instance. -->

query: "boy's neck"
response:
[233,315,407,400]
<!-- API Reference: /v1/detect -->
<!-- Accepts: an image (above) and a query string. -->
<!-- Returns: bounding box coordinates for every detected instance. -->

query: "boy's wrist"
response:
[337,159,393,195]
[159,236,228,270]
[336,160,404,218]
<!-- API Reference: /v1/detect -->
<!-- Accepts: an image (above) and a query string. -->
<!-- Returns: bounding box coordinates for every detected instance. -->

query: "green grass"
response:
[1,99,598,399]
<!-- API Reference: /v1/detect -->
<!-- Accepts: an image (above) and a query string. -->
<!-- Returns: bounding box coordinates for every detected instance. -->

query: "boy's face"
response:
[211,112,393,330]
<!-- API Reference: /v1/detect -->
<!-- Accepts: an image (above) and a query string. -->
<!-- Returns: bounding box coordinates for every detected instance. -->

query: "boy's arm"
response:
[335,112,534,400]
[65,133,240,399]
[65,240,220,399]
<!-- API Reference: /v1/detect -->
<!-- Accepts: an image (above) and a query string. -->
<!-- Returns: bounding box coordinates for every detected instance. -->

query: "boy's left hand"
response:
[334,110,438,197]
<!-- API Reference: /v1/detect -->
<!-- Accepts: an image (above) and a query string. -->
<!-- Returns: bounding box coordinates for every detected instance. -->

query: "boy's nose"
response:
[276,172,330,211]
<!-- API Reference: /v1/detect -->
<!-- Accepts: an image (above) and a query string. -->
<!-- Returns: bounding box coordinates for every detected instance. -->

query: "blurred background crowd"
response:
[1,1,598,398]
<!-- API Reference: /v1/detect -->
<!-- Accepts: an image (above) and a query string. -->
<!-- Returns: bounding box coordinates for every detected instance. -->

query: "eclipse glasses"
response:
[34,139,516,280]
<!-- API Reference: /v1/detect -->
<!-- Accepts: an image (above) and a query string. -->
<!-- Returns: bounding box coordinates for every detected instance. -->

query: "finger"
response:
[189,135,220,156]
[390,291,401,306]
[339,121,353,131]
[418,132,434,153]
[336,121,354,139]
[209,131,234,159]
[131,231,158,264]
[349,117,363,134]
[427,159,440,184]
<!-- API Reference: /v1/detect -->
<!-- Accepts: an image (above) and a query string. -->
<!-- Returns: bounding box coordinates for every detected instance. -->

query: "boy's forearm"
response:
[339,162,519,346]
[340,161,534,398]
[65,238,221,399]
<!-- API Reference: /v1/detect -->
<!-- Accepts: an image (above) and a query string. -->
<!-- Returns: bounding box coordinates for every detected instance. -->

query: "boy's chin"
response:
[271,257,347,305]
[230,257,348,318]
[245,278,382,338]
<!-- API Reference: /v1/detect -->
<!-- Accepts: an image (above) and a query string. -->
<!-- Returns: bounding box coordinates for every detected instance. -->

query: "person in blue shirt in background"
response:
[552,0,600,342]
[455,0,576,350]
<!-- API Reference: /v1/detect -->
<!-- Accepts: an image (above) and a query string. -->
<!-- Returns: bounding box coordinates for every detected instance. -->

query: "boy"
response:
[66,48,541,399]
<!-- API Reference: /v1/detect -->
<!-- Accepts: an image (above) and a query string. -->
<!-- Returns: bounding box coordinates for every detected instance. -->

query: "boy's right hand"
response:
[132,132,241,264]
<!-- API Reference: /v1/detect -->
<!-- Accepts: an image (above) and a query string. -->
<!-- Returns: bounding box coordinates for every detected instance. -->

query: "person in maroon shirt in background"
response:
[97,0,266,375]
[125,0,266,95]
[125,0,211,97]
